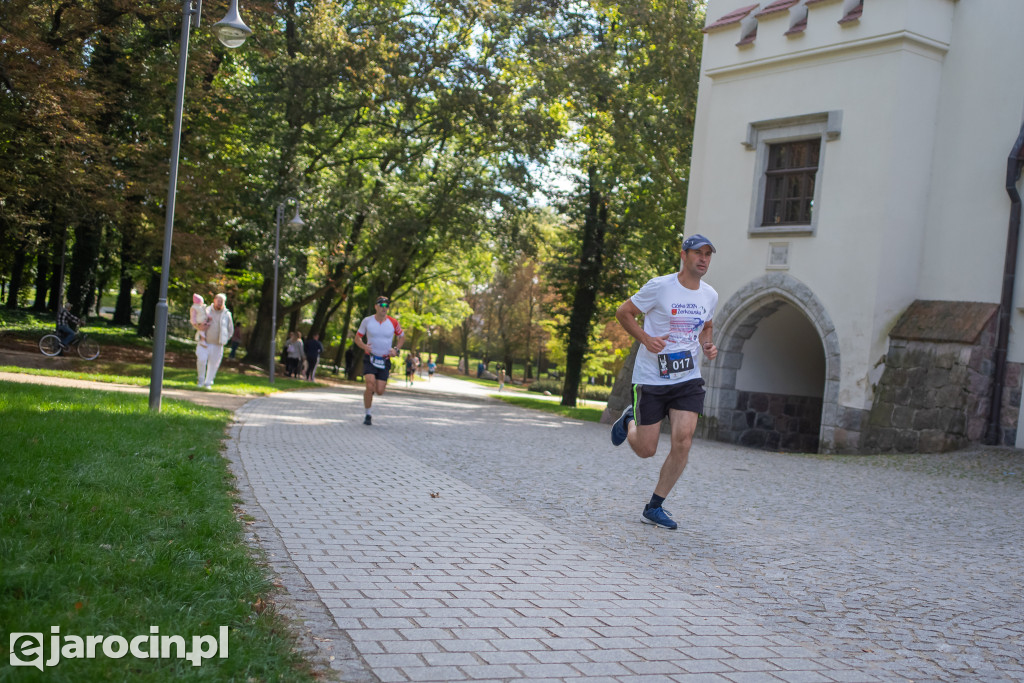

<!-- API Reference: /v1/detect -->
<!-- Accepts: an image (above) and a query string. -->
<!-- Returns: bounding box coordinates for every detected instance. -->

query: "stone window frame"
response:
[744,111,842,236]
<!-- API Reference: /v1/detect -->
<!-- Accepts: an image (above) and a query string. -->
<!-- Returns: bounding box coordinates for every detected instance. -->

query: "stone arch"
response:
[703,273,842,453]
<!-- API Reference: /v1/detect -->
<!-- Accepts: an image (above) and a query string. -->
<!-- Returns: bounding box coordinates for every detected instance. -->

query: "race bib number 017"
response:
[657,350,693,378]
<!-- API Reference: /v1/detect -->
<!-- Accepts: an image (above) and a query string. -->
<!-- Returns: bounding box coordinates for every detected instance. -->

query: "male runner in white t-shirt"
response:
[354,296,405,425]
[611,234,719,529]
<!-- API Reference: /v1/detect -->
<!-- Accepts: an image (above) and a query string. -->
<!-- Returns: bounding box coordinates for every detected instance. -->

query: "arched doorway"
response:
[703,273,841,453]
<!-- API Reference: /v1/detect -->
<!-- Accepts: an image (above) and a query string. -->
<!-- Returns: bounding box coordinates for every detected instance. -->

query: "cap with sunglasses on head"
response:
[376,296,390,308]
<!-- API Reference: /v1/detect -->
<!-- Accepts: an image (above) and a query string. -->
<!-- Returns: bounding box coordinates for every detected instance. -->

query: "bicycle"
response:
[39,330,101,360]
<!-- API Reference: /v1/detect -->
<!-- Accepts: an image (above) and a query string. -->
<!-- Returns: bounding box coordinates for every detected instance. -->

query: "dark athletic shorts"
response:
[363,354,392,381]
[632,378,705,426]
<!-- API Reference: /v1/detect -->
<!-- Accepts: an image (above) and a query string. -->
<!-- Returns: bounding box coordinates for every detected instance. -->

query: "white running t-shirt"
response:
[629,273,718,386]
[356,315,404,356]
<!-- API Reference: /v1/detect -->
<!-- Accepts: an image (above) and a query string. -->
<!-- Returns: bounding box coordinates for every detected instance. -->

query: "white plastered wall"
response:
[734,304,826,397]
[689,0,952,421]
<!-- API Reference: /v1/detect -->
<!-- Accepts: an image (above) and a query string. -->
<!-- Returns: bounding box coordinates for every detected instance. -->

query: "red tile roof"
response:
[756,0,799,17]
[704,3,760,32]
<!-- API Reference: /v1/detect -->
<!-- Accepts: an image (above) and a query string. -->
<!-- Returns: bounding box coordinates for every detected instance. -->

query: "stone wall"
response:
[719,391,822,452]
[860,302,1022,452]
[825,405,870,455]
[863,340,975,452]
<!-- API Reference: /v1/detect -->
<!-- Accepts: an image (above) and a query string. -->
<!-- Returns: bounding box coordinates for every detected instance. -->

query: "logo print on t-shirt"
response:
[671,316,704,343]
[669,303,707,343]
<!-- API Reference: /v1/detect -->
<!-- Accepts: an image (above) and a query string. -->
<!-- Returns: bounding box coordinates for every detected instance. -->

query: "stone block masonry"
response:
[861,301,1021,452]
[727,390,822,452]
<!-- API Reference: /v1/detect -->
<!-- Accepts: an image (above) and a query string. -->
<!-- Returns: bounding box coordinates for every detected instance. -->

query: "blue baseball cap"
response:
[681,233,716,253]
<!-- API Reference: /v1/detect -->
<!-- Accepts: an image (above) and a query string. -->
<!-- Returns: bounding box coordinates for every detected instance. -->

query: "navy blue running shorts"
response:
[632,378,705,426]
[362,354,392,381]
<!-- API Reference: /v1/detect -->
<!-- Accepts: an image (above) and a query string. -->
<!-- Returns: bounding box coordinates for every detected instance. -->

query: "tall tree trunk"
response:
[459,315,472,375]
[32,246,50,311]
[524,305,534,380]
[47,228,66,311]
[5,239,26,309]
[67,219,102,317]
[113,230,135,325]
[604,341,640,420]
[93,269,109,316]
[331,291,358,378]
[308,290,335,340]
[114,271,134,326]
[136,268,160,337]
[93,234,114,316]
[321,291,349,346]
[561,166,607,407]
[47,258,61,311]
[243,272,276,368]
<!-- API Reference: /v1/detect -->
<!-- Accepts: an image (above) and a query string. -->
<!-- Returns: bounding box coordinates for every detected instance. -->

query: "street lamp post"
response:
[148,0,252,412]
[269,199,305,384]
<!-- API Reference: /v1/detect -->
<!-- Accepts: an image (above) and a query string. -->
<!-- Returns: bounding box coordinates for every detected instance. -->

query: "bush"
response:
[580,384,613,401]
[528,378,563,395]
[527,379,612,402]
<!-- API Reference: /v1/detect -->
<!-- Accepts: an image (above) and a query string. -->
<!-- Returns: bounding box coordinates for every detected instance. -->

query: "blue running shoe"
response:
[610,404,634,446]
[642,506,677,529]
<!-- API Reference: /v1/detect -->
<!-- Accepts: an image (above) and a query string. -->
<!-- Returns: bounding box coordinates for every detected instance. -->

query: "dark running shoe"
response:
[363,415,372,426]
[642,506,677,530]
[610,404,634,446]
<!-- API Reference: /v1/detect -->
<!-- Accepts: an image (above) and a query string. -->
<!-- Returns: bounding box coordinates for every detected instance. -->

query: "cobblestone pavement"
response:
[226,383,1024,682]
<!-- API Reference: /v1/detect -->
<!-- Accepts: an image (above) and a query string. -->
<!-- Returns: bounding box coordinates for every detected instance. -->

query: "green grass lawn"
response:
[0,383,317,681]
[0,307,323,395]
[0,363,312,396]
[443,372,529,392]
[493,394,605,422]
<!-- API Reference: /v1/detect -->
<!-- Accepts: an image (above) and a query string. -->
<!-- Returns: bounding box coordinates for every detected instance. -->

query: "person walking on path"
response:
[304,333,324,381]
[610,234,719,530]
[285,331,304,377]
[354,296,405,425]
[228,322,243,358]
[404,352,415,386]
[196,293,234,389]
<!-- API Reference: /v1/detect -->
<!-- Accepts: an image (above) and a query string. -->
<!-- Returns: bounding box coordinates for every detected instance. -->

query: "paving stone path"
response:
[226,382,1024,682]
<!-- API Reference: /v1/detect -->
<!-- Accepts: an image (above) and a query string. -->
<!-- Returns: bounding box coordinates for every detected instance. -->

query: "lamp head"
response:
[288,206,305,228]
[212,0,252,48]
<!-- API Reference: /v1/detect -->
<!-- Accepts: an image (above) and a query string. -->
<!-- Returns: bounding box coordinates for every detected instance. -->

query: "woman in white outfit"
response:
[196,293,233,388]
